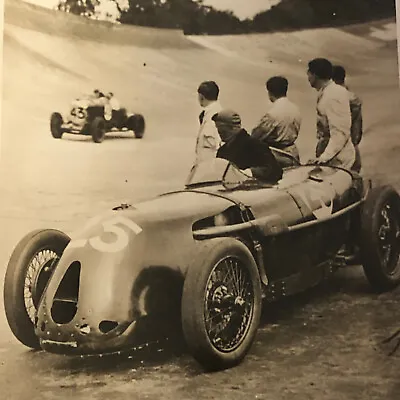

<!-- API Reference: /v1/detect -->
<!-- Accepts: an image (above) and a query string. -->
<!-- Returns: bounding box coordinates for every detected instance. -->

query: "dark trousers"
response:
[351,145,362,173]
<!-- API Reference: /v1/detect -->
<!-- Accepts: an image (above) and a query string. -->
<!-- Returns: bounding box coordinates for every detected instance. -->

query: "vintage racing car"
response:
[4,154,400,371]
[50,97,146,143]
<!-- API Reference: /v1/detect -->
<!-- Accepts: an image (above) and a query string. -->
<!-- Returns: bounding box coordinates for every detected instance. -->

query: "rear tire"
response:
[3,229,71,349]
[91,116,106,143]
[181,238,262,371]
[50,112,63,139]
[127,114,145,139]
[360,185,400,292]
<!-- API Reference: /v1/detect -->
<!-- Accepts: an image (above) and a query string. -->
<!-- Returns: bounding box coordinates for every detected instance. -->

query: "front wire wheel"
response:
[91,117,106,143]
[205,256,255,353]
[24,249,59,324]
[4,229,70,348]
[182,238,262,371]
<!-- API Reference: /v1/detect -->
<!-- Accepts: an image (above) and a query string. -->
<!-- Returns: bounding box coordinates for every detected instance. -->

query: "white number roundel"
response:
[68,216,142,253]
[89,216,142,253]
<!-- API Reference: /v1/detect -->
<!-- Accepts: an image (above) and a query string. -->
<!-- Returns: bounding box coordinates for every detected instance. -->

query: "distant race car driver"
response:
[106,92,120,111]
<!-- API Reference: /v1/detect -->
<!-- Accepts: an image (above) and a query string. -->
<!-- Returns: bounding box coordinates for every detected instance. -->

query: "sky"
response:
[203,0,281,20]
[23,0,281,20]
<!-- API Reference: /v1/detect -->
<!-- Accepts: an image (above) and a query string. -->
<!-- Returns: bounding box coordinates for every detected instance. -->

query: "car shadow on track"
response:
[59,133,140,143]
[27,266,384,375]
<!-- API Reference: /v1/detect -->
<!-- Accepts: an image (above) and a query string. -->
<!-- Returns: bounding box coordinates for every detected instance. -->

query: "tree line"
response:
[57,0,396,35]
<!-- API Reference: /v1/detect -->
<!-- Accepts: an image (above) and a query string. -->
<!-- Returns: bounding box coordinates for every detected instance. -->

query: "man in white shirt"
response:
[332,65,363,173]
[251,76,302,167]
[194,81,222,165]
[307,58,355,170]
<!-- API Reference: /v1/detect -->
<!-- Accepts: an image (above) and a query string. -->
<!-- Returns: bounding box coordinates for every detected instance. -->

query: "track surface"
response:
[1,1,400,399]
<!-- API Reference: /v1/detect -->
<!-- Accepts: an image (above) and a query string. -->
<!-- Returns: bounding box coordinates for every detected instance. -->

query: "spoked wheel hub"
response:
[205,256,254,353]
[4,229,71,349]
[25,249,59,323]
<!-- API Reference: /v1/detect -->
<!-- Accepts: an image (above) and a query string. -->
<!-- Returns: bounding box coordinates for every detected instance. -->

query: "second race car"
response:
[50,95,146,143]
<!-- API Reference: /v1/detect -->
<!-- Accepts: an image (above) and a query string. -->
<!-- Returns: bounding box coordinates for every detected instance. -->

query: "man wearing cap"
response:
[194,81,223,165]
[251,76,302,167]
[212,109,283,183]
[307,58,355,169]
[332,65,363,173]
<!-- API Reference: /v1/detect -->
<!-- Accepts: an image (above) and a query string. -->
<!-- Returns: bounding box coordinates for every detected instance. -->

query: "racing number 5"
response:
[89,216,142,253]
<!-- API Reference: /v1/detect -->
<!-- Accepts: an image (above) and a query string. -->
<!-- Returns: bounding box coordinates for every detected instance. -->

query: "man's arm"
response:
[349,93,363,145]
[248,138,282,181]
[196,119,220,163]
[318,96,352,163]
[251,113,279,142]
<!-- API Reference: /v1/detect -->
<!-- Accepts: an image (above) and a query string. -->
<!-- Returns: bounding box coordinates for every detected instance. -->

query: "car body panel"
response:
[34,162,369,354]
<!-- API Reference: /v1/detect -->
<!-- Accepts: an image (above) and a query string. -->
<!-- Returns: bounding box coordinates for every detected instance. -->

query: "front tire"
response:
[50,112,63,139]
[91,116,106,143]
[360,185,400,292]
[127,114,145,139]
[3,229,71,349]
[181,238,262,371]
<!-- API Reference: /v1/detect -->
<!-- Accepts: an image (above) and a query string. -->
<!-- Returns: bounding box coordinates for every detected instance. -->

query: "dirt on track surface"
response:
[1,1,400,399]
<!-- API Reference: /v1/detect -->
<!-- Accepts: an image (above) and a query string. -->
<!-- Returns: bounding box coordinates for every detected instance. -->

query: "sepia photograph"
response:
[0,0,400,399]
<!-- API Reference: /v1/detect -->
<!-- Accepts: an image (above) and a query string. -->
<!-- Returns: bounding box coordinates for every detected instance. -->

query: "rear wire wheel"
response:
[360,185,400,291]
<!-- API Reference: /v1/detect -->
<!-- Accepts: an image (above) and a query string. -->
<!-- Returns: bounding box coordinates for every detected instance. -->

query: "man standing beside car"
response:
[251,76,302,168]
[306,58,355,169]
[332,65,363,173]
[194,81,223,165]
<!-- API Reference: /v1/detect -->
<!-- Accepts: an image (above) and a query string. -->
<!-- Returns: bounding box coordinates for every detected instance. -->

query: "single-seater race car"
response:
[50,97,145,143]
[4,153,400,372]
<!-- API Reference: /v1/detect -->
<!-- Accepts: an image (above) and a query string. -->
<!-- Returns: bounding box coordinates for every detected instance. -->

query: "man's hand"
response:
[307,157,319,164]
[307,157,327,165]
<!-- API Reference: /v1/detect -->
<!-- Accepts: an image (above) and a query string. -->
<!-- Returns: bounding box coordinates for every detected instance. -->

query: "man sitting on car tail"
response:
[251,76,302,168]
[212,109,283,183]
[306,58,355,170]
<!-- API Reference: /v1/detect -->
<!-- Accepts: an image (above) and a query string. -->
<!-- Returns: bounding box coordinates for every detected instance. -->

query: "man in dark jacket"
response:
[212,109,283,183]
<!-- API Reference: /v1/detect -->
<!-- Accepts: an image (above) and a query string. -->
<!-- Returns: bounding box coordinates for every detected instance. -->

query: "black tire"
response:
[127,114,145,139]
[360,185,400,292]
[3,229,71,349]
[181,238,262,371]
[50,112,63,139]
[91,116,106,143]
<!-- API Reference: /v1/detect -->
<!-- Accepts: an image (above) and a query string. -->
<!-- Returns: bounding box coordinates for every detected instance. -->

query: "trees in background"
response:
[57,0,129,20]
[251,0,396,32]
[57,0,98,17]
[57,0,396,34]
